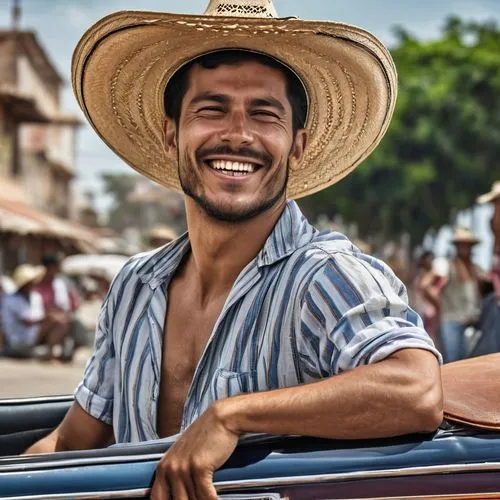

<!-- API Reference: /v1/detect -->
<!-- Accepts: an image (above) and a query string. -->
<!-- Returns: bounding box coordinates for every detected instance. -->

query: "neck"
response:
[184,197,286,298]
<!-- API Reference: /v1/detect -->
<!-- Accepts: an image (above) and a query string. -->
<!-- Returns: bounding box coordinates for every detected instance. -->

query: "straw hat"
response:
[11,264,45,291]
[477,181,500,205]
[72,0,397,200]
[452,227,480,246]
[149,225,178,242]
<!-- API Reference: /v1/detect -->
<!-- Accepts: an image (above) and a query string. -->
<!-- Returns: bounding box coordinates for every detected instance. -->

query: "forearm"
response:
[217,349,443,440]
[24,430,61,455]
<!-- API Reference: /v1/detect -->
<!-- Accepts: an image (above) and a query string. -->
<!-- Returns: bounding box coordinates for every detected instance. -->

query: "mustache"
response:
[196,145,272,167]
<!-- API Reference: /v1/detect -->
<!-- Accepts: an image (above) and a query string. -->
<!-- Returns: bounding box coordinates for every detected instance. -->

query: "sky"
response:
[0,0,499,263]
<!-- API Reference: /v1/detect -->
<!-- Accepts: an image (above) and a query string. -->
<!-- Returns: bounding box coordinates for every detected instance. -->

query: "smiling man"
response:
[26,1,443,499]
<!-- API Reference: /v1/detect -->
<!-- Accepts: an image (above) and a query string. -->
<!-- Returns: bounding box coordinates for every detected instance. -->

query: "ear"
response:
[163,117,178,157]
[288,129,308,170]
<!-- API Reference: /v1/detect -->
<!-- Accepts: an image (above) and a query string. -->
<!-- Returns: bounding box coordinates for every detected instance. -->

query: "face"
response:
[420,254,433,271]
[455,242,473,260]
[45,263,60,277]
[164,60,307,223]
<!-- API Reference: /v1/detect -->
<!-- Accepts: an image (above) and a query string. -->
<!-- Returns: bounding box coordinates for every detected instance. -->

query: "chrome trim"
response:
[351,493,500,499]
[3,461,500,498]
[0,453,164,471]
[0,395,73,405]
[3,455,500,477]
[3,488,149,499]
[214,462,500,492]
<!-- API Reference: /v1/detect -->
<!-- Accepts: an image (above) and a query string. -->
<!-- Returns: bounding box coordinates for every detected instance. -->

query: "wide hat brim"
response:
[13,265,45,291]
[477,183,500,205]
[452,237,480,245]
[72,10,397,199]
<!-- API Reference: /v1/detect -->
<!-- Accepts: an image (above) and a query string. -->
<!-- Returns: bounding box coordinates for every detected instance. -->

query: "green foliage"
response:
[101,173,144,232]
[300,18,500,245]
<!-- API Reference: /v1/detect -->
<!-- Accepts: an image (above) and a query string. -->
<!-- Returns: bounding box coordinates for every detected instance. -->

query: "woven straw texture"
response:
[72,4,397,199]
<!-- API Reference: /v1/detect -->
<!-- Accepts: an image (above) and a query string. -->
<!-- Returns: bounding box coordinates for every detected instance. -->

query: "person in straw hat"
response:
[26,1,443,495]
[478,181,500,300]
[428,227,482,364]
[1,265,71,360]
[471,182,500,357]
[148,224,178,249]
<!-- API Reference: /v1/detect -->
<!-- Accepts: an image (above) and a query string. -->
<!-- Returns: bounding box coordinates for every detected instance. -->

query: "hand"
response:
[150,402,239,500]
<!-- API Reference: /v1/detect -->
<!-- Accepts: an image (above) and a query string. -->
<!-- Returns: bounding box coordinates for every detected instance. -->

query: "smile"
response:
[206,160,259,177]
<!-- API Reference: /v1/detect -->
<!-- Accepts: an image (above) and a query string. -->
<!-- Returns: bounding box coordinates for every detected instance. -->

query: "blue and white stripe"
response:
[75,200,441,444]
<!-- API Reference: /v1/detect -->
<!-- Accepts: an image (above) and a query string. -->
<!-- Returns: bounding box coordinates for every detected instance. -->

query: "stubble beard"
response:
[178,153,289,223]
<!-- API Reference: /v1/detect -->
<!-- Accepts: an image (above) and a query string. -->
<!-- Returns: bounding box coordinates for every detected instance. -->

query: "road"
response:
[0,348,91,399]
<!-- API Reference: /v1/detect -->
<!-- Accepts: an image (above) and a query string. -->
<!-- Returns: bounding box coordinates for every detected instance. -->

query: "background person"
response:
[35,255,77,361]
[412,251,443,345]
[430,227,482,362]
[1,265,70,360]
[472,182,500,356]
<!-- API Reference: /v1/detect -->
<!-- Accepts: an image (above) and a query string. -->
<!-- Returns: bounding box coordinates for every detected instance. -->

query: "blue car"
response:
[1,355,500,499]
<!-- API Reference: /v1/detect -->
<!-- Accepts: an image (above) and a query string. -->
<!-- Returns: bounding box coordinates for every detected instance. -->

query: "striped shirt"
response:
[75,200,441,444]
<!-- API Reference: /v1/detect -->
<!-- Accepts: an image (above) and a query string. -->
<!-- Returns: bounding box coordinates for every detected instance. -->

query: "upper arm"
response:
[55,401,114,451]
[74,285,116,425]
[299,252,442,374]
[419,271,436,291]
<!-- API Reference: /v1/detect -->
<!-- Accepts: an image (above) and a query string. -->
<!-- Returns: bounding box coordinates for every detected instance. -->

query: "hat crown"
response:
[204,0,277,18]
[453,226,479,244]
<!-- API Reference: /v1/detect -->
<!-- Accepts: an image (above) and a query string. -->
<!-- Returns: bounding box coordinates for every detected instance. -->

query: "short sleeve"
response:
[299,252,442,376]
[74,284,118,425]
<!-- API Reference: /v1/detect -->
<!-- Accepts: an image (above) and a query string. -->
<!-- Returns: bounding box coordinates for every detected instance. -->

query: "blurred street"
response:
[0,347,91,399]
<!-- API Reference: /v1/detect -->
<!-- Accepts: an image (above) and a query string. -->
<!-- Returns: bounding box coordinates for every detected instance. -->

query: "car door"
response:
[0,395,72,456]
[2,418,500,499]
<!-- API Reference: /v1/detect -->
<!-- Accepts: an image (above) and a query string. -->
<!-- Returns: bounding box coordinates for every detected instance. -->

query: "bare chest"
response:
[156,279,228,437]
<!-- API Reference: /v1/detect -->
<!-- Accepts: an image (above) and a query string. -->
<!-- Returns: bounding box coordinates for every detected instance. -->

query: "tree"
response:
[101,173,186,236]
[101,173,143,233]
[300,18,500,245]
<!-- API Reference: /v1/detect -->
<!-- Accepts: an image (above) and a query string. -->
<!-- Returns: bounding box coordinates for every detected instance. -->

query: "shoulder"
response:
[291,232,405,299]
[3,292,21,306]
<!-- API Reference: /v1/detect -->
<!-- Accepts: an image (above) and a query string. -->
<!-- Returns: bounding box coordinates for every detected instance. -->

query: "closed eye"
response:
[252,110,281,120]
[198,106,225,114]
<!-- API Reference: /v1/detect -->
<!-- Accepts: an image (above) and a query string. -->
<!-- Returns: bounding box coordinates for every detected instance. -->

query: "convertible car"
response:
[1,355,499,499]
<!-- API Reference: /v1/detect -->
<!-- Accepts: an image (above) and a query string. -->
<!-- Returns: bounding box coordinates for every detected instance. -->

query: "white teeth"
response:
[209,160,256,173]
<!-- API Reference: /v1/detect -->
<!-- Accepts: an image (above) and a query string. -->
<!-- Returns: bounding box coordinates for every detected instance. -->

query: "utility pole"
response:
[12,0,21,31]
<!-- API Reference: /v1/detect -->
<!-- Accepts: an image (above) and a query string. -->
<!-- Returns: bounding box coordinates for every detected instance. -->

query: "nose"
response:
[219,109,254,148]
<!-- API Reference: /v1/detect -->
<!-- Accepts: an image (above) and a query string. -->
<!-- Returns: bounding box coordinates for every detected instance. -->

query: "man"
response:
[35,255,77,361]
[412,250,442,344]
[1,264,66,359]
[430,228,482,363]
[478,182,500,299]
[36,255,73,314]
[26,1,443,498]
[472,182,500,356]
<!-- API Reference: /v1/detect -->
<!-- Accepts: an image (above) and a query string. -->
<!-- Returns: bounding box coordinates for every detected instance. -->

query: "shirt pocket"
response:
[212,368,257,401]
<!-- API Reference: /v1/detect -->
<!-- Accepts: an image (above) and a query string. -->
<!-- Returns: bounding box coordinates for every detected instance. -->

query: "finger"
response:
[170,473,190,500]
[194,471,218,500]
[150,474,170,500]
